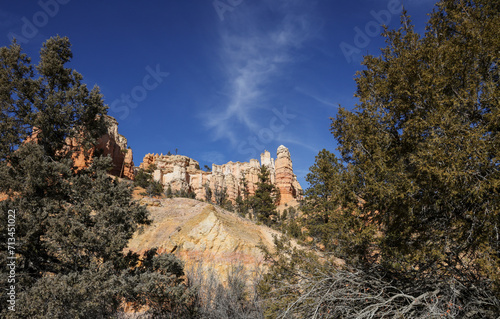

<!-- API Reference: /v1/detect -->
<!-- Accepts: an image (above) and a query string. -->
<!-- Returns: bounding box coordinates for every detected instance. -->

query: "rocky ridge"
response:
[127,198,284,274]
[140,146,303,205]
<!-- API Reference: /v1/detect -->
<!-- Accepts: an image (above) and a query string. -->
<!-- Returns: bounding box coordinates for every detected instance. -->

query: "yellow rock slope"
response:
[127,198,282,273]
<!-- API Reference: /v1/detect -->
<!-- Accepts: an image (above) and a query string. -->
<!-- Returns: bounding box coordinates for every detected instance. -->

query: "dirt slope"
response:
[127,198,282,274]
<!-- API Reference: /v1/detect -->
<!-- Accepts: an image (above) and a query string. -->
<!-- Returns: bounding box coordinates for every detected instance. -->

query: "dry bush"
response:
[265,262,500,318]
[258,236,500,319]
[185,262,265,319]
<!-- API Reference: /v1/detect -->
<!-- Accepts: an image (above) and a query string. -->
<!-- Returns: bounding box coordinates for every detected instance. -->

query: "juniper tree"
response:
[331,0,500,287]
[0,37,194,317]
[264,1,500,317]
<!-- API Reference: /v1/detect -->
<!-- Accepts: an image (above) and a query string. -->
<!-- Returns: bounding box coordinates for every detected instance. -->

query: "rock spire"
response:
[140,145,302,205]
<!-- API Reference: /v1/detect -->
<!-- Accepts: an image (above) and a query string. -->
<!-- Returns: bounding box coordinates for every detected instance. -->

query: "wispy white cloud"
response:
[295,86,338,108]
[203,0,316,145]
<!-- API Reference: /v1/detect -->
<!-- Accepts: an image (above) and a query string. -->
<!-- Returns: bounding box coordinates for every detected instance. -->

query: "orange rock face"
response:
[275,145,300,205]
[95,116,135,179]
[140,145,302,205]
[33,115,135,180]
[139,153,156,171]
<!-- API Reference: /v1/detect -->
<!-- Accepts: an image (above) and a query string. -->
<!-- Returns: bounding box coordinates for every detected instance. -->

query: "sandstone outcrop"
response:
[99,116,135,179]
[275,145,299,205]
[139,145,302,205]
[126,198,285,274]
[24,116,135,179]
[68,116,135,179]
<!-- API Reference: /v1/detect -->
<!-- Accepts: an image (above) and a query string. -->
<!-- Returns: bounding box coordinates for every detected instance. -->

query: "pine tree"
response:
[235,174,250,217]
[134,164,163,197]
[301,149,377,262]
[253,165,279,226]
[135,164,156,187]
[213,181,228,206]
[204,182,213,203]
[0,37,194,317]
[240,174,250,201]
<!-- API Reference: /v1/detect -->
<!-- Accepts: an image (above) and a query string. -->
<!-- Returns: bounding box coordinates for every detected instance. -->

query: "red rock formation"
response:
[95,116,135,179]
[139,153,158,171]
[69,116,135,179]
[29,115,135,180]
[140,145,302,205]
[275,145,302,205]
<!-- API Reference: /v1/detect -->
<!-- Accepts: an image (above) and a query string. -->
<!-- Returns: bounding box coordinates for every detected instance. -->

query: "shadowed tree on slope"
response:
[135,164,164,197]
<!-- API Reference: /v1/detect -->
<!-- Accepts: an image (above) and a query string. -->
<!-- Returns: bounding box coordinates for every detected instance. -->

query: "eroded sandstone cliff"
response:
[139,146,302,205]
[24,115,135,179]
[69,115,135,179]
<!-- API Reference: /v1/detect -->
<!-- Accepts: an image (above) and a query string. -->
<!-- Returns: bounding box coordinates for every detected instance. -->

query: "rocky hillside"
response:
[140,145,303,205]
[126,198,284,274]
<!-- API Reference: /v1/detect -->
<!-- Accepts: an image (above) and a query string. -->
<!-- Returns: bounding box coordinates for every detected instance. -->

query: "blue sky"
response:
[0,0,438,188]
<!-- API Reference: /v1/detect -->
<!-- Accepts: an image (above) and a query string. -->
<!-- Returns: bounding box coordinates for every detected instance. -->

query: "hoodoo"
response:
[139,145,302,205]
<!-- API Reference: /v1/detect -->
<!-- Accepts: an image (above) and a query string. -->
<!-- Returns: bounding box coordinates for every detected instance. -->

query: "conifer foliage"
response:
[0,37,194,317]
[135,164,164,197]
[253,165,280,226]
[263,1,500,317]
[331,0,500,285]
